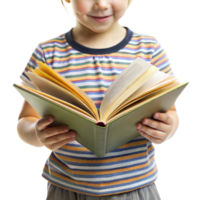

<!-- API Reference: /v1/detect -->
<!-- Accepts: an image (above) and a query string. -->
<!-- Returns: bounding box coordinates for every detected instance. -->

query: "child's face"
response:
[70,0,129,33]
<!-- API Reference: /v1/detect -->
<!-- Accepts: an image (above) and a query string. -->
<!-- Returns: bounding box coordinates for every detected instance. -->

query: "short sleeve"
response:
[20,44,46,83]
[150,39,174,76]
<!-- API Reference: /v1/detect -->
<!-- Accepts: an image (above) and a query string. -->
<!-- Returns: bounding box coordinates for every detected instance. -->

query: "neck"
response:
[72,22,126,45]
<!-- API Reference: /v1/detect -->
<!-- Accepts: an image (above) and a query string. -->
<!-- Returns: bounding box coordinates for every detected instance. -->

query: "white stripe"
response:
[40,168,158,194]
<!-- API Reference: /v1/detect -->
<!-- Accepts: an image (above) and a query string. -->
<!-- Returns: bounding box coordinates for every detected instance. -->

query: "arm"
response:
[17,100,43,147]
[17,100,76,150]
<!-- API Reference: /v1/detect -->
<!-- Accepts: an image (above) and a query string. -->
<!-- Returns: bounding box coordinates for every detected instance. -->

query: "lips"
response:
[90,15,111,23]
[90,15,110,18]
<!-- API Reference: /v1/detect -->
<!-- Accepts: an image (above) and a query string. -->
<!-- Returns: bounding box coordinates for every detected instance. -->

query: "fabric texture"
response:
[21,26,173,196]
[46,182,161,200]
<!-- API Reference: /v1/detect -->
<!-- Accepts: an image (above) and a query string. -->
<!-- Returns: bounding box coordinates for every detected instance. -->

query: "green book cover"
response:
[14,82,188,157]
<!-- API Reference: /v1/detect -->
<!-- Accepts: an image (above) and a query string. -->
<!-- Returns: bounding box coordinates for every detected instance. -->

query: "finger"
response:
[138,125,165,139]
[138,129,163,144]
[153,113,172,125]
[142,118,169,132]
[45,133,72,145]
[48,137,75,151]
[41,125,70,138]
[36,116,54,131]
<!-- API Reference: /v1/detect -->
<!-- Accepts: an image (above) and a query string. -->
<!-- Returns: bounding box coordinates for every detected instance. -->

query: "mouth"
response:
[89,15,111,23]
[90,15,111,18]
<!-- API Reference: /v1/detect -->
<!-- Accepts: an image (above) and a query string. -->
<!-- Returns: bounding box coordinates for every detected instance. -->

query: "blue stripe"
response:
[24,30,168,196]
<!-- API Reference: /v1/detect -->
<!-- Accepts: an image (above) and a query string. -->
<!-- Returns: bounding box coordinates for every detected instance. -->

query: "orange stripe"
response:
[55,145,154,165]
[41,157,158,187]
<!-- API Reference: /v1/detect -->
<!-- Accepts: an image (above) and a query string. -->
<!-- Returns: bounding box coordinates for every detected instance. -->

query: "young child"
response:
[17,0,179,199]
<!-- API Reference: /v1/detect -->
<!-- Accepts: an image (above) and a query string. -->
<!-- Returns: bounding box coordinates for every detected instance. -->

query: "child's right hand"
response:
[35,116,76,151]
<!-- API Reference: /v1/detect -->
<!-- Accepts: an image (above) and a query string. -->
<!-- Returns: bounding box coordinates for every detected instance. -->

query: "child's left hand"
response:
[136,112,174,144]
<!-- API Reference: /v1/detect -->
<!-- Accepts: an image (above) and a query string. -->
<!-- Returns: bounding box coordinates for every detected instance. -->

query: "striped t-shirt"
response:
[21,26,173,196]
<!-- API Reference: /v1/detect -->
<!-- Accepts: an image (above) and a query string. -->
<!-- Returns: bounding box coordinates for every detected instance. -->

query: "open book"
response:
[14,58,188,157]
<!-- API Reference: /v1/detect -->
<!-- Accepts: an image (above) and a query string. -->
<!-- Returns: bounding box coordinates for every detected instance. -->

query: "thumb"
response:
[36,116,54,131]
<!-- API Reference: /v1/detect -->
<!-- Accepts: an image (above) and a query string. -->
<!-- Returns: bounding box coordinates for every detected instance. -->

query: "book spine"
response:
[93,125,108,157]
[95,121,107,127]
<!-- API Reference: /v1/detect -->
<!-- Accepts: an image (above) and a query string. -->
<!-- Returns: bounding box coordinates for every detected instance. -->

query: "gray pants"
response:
[46,182,161,200]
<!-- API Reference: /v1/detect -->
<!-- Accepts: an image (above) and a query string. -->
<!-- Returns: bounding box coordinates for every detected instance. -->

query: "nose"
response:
[94,0,110,10]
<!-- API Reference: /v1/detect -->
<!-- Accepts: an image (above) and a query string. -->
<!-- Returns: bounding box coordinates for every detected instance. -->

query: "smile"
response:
[90,15,111,23]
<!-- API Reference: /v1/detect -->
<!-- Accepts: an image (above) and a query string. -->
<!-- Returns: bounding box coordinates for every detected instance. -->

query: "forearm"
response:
[166,109,179,139]
[17,117,44,147]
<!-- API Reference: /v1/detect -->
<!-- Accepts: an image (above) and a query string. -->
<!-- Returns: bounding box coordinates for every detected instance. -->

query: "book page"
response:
[126,70,170,100]
[37,62,99,121]
[105,81,182,124]
[101,65,158,121]
[17,84,96,121]
[20,74,36,89]
[99,58,155,120]
[107,78,177,120]
[26,72,96,118]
